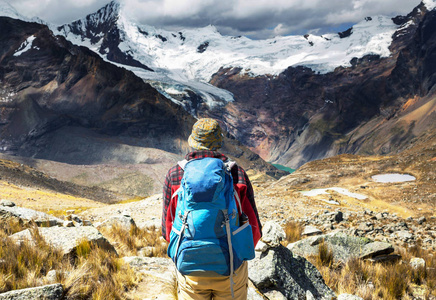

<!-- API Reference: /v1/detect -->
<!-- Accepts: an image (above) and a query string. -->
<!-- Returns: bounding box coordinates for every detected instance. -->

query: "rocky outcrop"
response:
[9,226,117,257]
[0,284,63,300]
[249,221,336,299]
[0,17,282,181]
[287,231,394,263]
[0,203,64,226]
[295,207,436,251]
[56,1,152,71]
[209,4,436,168]
[249,245,335,299]
[96,214,136,231]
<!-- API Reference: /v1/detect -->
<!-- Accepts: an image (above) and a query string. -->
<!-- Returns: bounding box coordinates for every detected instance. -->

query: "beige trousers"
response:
[176,261,248,300]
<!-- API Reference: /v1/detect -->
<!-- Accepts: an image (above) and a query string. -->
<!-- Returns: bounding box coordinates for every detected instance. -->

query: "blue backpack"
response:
[167,157,255,295]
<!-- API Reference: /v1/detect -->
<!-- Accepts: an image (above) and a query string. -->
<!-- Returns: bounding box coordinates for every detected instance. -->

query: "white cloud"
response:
[4,0,423,38]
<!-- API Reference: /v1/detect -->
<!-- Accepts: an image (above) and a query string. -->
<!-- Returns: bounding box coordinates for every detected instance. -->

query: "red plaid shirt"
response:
[162,150,262,245]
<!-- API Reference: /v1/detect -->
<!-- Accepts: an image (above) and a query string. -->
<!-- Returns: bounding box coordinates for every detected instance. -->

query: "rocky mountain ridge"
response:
[46,0,436,168]
[1,1,435,170]
[208,2,436,167]
[0,16,283,190]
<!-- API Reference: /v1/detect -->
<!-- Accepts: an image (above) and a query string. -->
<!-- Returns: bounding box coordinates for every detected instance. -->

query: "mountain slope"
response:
[208,1,436,167]
[0,16,283,190]
[1,1,435,171]
[49,0,436,168]
[51,1,416,110]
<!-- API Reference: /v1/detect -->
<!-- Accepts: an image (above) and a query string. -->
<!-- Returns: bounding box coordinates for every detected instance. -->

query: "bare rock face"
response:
[287,231,394,263]
[261,221,286,247]
[0,16,282,188]
[248,245,335,300]
[97,215,136,231]
[9,226,117,257]
[0,283,63,300]
[0,200,15,207]
[0,205,64,227]
[209,7,436,168]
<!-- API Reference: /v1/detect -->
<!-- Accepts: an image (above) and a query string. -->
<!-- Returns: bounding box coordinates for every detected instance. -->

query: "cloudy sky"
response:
[4,0,423,39]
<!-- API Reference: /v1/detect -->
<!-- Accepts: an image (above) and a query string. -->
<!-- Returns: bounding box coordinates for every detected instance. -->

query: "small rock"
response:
[46,270,58,283]
[359,241,394,259]
[67,214,83,223]
[9,226,117,257]
[97,215,136,231]
[261,221,286,247]
[301,226,322,237]
[264,290,287,300]
[395,230,414,242]
[417,216,426,225]
[410,257,426,269]
[63,221,74,227]
[66,210,75,214]
[0,200,15,207]
[357,222,373,232]
[255,240,269,252]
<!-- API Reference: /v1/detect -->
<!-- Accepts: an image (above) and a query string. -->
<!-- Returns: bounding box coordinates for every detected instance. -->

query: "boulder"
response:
[9,226,117,257]
[0,284,63,300]
[248,245,335,300]
[302,226,322,237]
[96,215,136,231]
[261,221,286,247]
[417,216,426,225]
[0,200,15,207]
[410,257,426,269]
[394,230,414,242]
[287,231,394,263]
[359,241,394,259]
[255,240,269,253]
[0,205,63,227]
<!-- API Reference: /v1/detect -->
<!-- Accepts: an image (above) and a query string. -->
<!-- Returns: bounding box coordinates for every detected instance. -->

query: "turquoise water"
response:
[271,164,295,174]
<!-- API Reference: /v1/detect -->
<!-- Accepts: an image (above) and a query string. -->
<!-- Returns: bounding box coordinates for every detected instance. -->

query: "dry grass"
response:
[0,220,140,299]
[64,240,139,300]
[315,240,335,268]
[0,222,65,292]
[306,242,436,300]
[47,207,90,218]
[270,221,436,299]
[282,220,304,245]
[99,224,168,257]
[0,180,106,213]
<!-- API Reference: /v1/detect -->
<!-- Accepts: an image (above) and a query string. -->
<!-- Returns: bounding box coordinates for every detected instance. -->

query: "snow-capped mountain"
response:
[1,0,435,170]
[0,0,46,25]
[0,0,27,20]
[49,0,433,111]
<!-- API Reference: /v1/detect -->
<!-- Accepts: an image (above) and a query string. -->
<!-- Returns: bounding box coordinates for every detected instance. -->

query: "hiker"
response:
[162,118,262,300]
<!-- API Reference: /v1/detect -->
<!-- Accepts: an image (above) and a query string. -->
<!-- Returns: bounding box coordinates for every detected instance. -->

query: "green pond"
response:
[271,164,295,174]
